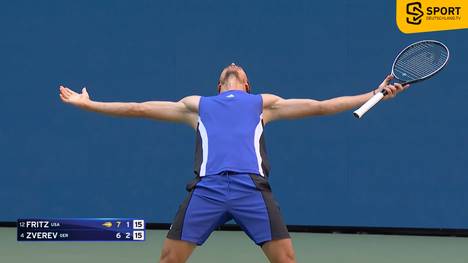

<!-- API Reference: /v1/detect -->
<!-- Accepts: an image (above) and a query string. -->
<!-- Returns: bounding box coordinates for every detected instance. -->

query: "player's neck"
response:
[220,79,245,93]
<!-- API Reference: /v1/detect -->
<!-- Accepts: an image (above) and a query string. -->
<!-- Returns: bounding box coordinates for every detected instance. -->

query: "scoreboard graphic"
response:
[17,218,145,242]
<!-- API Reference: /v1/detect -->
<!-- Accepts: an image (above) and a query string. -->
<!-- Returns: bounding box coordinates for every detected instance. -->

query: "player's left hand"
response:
[376,74,410,100]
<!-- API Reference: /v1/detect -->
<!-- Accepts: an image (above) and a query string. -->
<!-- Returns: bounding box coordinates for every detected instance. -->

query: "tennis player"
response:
[59,63,408,263]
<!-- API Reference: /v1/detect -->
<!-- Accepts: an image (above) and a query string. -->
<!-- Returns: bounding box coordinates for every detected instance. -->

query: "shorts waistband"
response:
[219,171,242,176]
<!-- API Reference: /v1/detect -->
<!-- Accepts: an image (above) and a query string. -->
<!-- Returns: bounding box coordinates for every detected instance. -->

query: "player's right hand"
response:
[376,75,410,101]
[59,85,90,108]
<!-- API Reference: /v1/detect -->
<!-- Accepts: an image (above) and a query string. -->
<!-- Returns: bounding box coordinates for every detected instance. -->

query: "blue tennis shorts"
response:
[167,172,290,246]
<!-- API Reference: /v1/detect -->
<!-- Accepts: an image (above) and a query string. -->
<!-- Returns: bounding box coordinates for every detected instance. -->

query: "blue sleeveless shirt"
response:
[193,90,270,177]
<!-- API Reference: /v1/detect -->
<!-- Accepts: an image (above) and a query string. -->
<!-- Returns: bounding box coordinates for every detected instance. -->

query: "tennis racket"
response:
[353,40,450,118]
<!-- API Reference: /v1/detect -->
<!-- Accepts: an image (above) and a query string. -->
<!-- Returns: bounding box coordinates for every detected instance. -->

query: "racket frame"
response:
[390,39,450,85]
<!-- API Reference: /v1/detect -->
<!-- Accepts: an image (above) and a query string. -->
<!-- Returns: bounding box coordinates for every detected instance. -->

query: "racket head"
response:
[391,40,449,84]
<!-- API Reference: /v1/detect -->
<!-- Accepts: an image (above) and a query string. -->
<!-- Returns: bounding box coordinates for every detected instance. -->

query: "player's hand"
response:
[375,74,410,100]
[59,85,91,108]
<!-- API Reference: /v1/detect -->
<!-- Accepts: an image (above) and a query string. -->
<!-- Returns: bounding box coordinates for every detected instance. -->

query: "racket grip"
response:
[353,91,385,118]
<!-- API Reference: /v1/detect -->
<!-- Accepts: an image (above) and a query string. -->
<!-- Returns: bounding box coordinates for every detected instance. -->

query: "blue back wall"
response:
[1,0,467,228]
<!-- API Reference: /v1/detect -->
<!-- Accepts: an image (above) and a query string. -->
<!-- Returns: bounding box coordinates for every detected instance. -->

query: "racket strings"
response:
[398,49,447,74]
[394,42,448,81]
[396,53,444,78]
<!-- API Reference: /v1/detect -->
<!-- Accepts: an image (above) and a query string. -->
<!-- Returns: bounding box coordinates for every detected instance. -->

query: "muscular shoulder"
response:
[180,95,201,113]
[261,93,283,109]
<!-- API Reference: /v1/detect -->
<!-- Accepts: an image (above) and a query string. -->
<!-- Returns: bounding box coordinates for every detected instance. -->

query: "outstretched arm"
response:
[262,75,409,124]
[59,85,199,129]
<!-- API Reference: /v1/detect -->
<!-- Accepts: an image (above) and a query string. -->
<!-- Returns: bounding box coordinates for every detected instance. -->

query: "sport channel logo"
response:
[397,0,467,33]
[407,2,424,25]
[406,1,462,25]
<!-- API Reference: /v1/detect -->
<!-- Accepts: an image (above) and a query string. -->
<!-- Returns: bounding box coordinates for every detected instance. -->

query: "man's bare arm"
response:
[262,75,409,124]
[59,86,199,129]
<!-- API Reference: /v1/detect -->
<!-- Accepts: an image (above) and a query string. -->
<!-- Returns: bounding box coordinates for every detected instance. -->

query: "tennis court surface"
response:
[2,228,467,263]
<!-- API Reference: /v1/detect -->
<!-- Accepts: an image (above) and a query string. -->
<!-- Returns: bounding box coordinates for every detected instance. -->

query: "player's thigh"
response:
[159,238,196,263]
[230,174,290,245]
[261,238,296,263]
